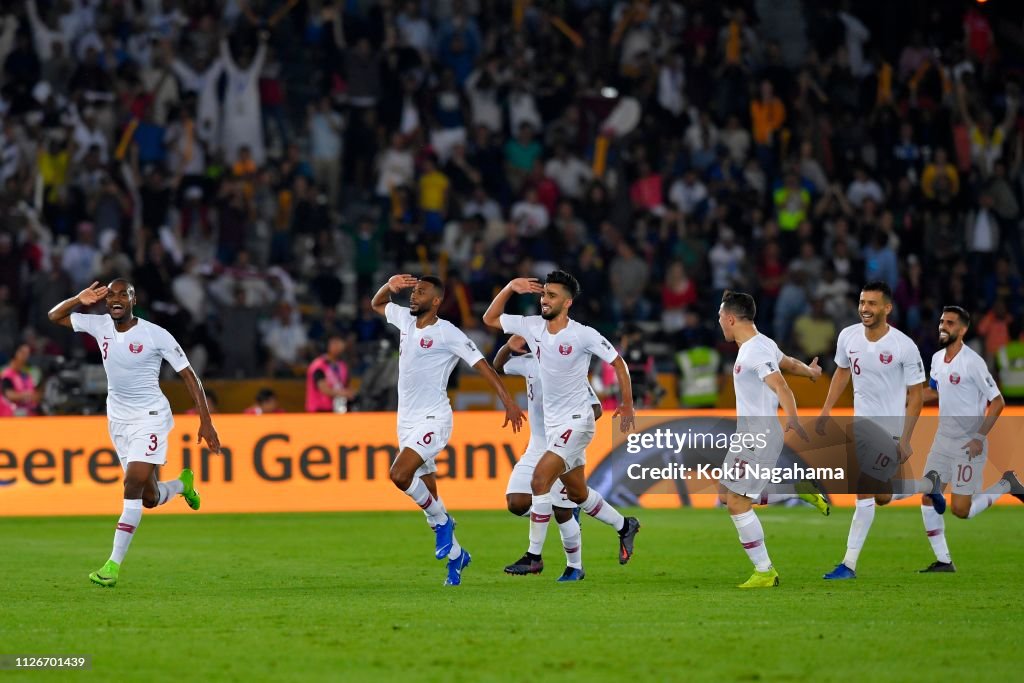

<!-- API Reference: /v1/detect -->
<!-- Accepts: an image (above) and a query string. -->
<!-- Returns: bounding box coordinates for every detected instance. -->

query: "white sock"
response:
[969,479,1010,518]
[758,493,796,505]
[557,516,582,568]
[921,504,951,563]
[582,488,625,531]
[110,499,143,564]
[842,498,876,570]
[404,478,448,527]
[448,533,462,560]
[731,509,772,572]
[892,478,933,496]
[157,480,183,506]
[529,494,553,554]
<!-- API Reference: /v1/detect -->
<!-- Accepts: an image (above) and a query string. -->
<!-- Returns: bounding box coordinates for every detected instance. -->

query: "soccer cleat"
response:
[738,566,779,588]
[919,560,956,573]
[1002,471,1024,504]
[179,469,200,511]
[504,553,544,575]
[434,515,456,560]
[618,517,641,564]
[444,549,472,586]
[823,563,857,580]
[795,480,830,516]
[557,566,586,582]
[924,470,946,514]
[88,559,120,588]
[572,507,581,523]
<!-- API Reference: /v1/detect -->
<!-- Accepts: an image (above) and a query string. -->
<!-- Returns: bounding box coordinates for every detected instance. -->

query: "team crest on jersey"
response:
[949,373,961,385]
[129,343,144,354]
[734,364,742,374]
[558,344,573,355]
[879,351,893,364]
[419,336,434,349]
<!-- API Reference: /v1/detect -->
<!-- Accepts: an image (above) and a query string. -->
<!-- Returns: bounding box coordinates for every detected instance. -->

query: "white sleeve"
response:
[70,312,96,336]
[448,326,486,367]
[581,326,619,364]
[755,341,782,380]
[975,357,1002,402]
[499,313,530,337]
[902,340,926,386]
[834,328,850,369]
[503,355,528,378]
[929,353,939,382]
[384,302,410,330]
[153,326,191,373]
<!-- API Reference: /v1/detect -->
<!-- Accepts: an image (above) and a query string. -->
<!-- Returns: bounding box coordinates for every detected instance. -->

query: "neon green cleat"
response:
[738,567,780,588]
[796,480,830,516]
[179,468,200,510]
[89,560,120,588]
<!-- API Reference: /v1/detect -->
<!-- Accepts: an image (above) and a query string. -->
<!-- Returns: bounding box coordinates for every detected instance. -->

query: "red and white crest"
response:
[129,343,144,354]
[879,351,893,365]
[558,344,573,356]
[949,373,961,385]
[419,336,434,349]
[734,364,742,374]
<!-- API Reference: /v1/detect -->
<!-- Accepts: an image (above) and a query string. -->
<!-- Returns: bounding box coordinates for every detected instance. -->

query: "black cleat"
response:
[504,553,543,575]
[1001,471,1024,504]
[924,470,947,514]
[618,517,640,565]
[919,561,957,573]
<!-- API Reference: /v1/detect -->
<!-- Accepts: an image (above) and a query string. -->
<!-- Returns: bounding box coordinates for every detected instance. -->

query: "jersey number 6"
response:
[417,432,435,447]
[852,358,861,375]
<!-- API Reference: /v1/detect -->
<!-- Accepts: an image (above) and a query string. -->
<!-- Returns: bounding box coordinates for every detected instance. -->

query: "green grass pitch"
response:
[2,506,1022,682]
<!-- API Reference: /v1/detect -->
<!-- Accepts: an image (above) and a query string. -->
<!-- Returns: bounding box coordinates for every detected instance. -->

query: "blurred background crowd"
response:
[3,0,1024,414]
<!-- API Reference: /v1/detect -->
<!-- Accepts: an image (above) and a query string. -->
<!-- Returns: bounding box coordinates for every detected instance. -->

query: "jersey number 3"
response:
[102,342,109,360]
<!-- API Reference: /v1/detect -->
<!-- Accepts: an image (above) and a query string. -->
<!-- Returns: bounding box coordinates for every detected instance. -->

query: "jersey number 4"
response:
[559,429,573,444]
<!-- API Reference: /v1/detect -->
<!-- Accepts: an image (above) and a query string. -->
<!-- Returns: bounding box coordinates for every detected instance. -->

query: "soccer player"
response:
[717,291,819,588]
[484,271,640,582]
[371,274,524,586]
[494,334,607,576]
[918,306,1024,572]
[48,280,220,588]
[816,281,933,580]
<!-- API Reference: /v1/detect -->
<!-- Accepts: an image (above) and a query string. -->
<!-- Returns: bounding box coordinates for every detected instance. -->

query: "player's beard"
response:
[410,305,434,319]
[541,305,561,321]
[938,331,958,348]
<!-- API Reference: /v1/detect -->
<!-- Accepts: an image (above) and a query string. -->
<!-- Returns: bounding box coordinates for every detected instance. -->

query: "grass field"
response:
[2,506,1022,682]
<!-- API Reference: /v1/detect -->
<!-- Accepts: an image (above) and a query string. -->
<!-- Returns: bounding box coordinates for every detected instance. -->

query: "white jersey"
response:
[835,324,925,425]
[385,303,485,429]
[732,334,784,433]
[499,314,618,433]
[931,345,1001,439]
[504,352,600,454]
[70,313,190,425]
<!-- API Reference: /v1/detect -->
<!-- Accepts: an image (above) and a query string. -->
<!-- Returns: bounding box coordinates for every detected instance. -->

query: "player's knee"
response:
[389,467,413,491]
[920,493,933,507]
[142,492,159,509]
[952,501,970,519]
[565,486,588,505]
[529,472,549,496]
[553,507,574,524]
[874,493,892,506]
[506,495,530,516]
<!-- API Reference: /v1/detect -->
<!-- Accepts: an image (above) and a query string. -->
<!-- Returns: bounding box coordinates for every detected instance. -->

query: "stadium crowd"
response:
[2,0,1024,413]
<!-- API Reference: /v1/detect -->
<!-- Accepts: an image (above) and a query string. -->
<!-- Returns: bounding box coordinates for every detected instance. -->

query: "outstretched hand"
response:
[77,281,108,306]
[613,403,635,433]
[197,421,221,454]
[786,418,810,442]
[502,401,526,433]
[507,278,544,295]
[387,274,419,293]
[808,357,822,382]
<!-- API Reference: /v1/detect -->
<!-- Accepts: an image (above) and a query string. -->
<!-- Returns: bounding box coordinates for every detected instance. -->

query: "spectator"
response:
[920,148,960,202]
[545,144,593,201]
[262,302,309,377]
[305,334,354,413]
[846,166,885,209]
[661,261,698,334]
[1,343,40,416]
[417,153,450,239]
[863,231,899,290]
[244,388,283,415]
[792,298,837,363]
[308,97,344,211]
[708,228,746,297]
[978,299,1013,364]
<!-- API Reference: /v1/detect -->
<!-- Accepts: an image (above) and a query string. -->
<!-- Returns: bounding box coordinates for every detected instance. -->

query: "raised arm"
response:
[178,365,221,453]
[780,355,822,382]
[471,358,524,432]
[48,282,108,328]
[493,335,528,374]
[371,274,418,316]
[482,278,544,329]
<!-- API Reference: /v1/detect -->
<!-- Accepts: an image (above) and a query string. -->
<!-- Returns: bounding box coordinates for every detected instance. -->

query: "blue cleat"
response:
[557,566,586,582]
[924,470,947,514]
[434,515,455,559]
[572,507,581,523]
[444,549,472,586]
[823,563,857,580]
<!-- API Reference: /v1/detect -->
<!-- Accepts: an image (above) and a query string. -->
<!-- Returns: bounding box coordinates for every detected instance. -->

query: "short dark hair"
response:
[418,275,445,297]
[861,281,892,302]
[721,290,756,320]
[545,270,581,298]
[108,278,135,294]
[943,305,971,327]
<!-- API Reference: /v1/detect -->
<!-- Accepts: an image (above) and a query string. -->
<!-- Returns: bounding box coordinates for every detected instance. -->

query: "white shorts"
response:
[925,435,987,495]
[720,432,784,499]
[398,421,453,478]
[109,420,171,469]
[545,419,595,473]
[504,449,576,508]
[851,419,901,483]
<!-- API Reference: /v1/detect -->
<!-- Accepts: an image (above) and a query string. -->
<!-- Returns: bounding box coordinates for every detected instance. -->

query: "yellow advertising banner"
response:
[2,409,1021,516]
